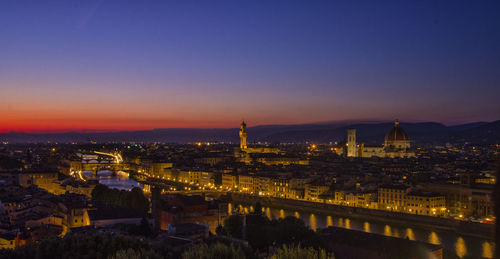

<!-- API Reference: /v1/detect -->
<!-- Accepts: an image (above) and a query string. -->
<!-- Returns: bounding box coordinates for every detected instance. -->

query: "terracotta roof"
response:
[385,120,409,142]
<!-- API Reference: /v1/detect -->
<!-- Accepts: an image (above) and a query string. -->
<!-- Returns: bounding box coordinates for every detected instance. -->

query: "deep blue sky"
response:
[1,0,499,132]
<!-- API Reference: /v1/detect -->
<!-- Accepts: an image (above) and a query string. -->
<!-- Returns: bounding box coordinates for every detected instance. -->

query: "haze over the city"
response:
[1,0,499,132]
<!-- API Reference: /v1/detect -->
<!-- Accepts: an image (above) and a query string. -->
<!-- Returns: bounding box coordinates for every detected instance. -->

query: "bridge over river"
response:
[69,151,136,176]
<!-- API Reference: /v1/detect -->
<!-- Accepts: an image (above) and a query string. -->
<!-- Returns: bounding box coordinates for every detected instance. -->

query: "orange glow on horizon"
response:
[0,112,319,133]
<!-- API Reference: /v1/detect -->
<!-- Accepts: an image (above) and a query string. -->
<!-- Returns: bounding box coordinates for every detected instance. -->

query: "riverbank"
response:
[230,193,494,240]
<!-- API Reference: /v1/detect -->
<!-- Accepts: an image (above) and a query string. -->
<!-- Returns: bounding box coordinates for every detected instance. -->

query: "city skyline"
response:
[0,1,497,258]
[1,1,499,132]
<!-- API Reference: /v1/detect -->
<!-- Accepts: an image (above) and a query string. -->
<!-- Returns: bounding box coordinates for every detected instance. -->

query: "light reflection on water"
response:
[384,225,392,237]
[326,216,333,227]
[97,175,143,191]
[483,241,494,259]
[364,222,370,233]
[393,228,400,238]
[406,228,415,240]
[229,203,494,259]
[455,237,467,258]
[279,209,285,219]
[309,213,317,231]
[345,218,351,229]
[429,231,440,245]
[265,207,271,220]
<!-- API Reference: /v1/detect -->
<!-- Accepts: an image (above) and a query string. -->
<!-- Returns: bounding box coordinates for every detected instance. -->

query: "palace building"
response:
[236,121,279,154]
[347,120,415,158]
[234,121,308,165]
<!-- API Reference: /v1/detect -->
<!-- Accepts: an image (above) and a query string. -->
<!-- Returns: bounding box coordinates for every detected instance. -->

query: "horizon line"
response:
[1,119,496,134]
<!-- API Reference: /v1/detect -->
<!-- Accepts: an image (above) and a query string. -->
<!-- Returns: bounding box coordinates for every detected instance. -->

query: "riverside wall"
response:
[229,193,494,240]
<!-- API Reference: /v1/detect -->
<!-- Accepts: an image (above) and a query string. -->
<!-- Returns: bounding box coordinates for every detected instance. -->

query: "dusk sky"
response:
[1,0,499,132]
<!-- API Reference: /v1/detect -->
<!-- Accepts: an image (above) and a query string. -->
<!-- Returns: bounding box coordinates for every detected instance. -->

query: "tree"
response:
[0,231,161,259]
[91,184,110,201]
[274,216,320,248]
[91,184,149,213]
[140,217,152,236]
[130,187,149,212]
[181,242,246,259]
[221,215,243,239]
[271,245,334,259]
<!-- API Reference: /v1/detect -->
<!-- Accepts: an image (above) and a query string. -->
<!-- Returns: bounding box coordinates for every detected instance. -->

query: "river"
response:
[85,170,144,191]
[231,203,495,259]
[94,174,494,258]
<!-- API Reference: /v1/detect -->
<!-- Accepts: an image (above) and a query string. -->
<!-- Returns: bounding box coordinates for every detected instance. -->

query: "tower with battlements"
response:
[239,121,247,150]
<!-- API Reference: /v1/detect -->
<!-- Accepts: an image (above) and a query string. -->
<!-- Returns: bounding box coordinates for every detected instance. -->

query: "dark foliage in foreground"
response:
[0,231,174,259]
[217,212,323,251]
[91,184,149,212]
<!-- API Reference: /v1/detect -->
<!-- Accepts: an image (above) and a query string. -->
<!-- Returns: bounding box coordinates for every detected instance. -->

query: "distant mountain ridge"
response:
[0,121,498,144]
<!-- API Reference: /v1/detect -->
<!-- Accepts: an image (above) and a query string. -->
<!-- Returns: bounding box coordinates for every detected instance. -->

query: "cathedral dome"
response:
[385,120,409,142]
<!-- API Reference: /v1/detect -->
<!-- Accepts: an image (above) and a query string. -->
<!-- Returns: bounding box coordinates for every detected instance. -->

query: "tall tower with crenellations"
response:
[239,121,248,150]
[347,129,357,157]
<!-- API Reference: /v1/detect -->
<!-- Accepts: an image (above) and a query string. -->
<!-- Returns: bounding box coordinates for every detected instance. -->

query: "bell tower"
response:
[239,121,247,150]
[347,129,357,157]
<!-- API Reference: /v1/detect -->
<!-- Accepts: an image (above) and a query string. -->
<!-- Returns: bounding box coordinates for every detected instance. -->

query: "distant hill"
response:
[0,120,498,144]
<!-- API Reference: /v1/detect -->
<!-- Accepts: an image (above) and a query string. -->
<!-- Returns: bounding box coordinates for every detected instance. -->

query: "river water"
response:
[86,171,144,191]
[95,174,494,258]
[231,203,495,259]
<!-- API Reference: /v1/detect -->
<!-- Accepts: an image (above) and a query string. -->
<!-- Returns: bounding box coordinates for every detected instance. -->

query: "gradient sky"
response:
[1,0,499,132]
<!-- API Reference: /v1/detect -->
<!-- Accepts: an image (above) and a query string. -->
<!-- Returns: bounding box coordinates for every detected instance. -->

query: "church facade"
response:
[346,120,415,158]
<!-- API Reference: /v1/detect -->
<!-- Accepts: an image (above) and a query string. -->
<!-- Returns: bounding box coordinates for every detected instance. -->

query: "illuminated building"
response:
[305,182,330,201]
[221,173,237,190]
[239,120,247,150]
[406,191,446,216]
[253,154,309,166]
[234,121,306,165]
[378,185,408,212]
[237,175,254,193]
[344,191,377,208]
[141,162,173,177]
[346,119,415,158]
[0,233,16,249]
[271,178,292,198]
[423,173,493,218]
[17,170,58,188]
[384,119,411,149]
[158,195,227,234]
[252,176,271,195]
